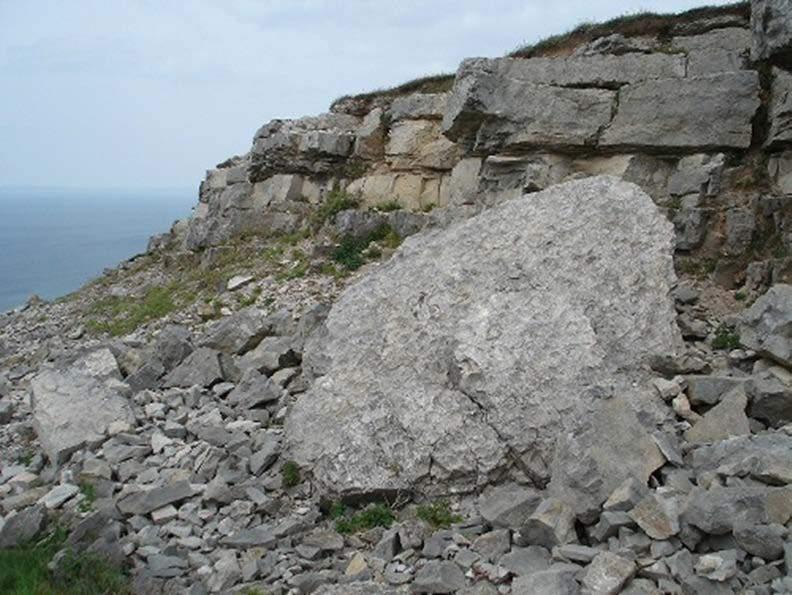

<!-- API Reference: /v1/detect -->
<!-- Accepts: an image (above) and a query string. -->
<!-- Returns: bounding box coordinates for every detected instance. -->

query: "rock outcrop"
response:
[287,176,679,502]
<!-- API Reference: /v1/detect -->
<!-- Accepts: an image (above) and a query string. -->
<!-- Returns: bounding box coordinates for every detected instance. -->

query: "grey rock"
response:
[500,545,551,576]
[0,400,13,424]
[239,336,299,375]
[685,375,747,407]
[0,504,48,547]
[553,544,598,564]
[603,477,649,512]
[116,480,195,515]
[582,552,636,595]
[668,153,725,198]
[444,57,638,151]
[207,550,242,592]
[287,177,678,499]
[673,28,750,76]
[684,385,750,443]
[389,93,448,121]
[316,583,407,595]
[30,349,134,464]
[694,549,738,582]
[739,284,792,369]
[38,483,79,509]
[734,523,786,560]
[519,498,575,549]
[163,347,233,388]
[628,492,680,540]
[471,529,510,561]
[152,324,193,372]
[511,564,580,595]
[199,308,270,355]
[752,0,792,65]
[249,436,280,475]
[683,485,790,534]
[478,483,541,529]
[746,365,792,427]
[769,68,792,149]
[549,397,666,520]
[411,560,466,593]
[690,432,792,485]
[0,373,9,398]
[147,554,188,578]
[600,72,760,150]
[227,368,282,409]
[590,511,635,542]
[220,526,278,549]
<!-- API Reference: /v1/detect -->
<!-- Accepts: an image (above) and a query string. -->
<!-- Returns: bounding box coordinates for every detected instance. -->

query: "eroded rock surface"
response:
[287,176,680,500]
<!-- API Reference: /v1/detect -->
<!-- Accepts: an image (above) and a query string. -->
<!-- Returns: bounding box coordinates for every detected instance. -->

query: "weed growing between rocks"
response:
[415,501,463,528]
[333,224,402,271]
[0,526,130,594]
[311,189,360,229]
[332,503,395,535]
[712,323,741,350]
[78,481,96,513]
[281,461,301,487]
[372,200,402,213]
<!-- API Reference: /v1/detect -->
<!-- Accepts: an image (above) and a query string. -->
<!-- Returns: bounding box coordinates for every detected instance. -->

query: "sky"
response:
[0,0,738,190]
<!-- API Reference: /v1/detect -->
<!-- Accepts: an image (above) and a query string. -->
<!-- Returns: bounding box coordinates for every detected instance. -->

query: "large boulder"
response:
[30,349,134,464]
[286,176,680,504]
[751,0,792,66]
[738,284,792,368]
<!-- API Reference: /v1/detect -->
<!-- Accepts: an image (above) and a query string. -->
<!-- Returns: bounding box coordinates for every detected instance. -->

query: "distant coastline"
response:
[0,187,195,313]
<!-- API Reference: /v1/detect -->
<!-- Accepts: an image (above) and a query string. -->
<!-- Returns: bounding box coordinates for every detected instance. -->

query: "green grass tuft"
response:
[334,503,395,535]
[416,501,463,529]
[0,527,130,595]
[332,224,402,271]
[712,324,741,350]
[281,461,301,488]
[372,200,402,213]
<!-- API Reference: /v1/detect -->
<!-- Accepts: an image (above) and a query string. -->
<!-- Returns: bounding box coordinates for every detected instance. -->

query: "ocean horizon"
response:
[0,186,196,313]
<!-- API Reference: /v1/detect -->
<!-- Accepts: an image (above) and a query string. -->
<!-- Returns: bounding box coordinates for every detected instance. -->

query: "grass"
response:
[77,482,96,513]
[416,501,463,529]
[281,461,300,488]
[372,200,402,213]
[712,324,741,350]
[333,503,395,535]
[86,285,182,337]
[509,3,749,58]
[421,203,437,213]
[676,257,717,279]
[333,224,402,271]
[311,189,360,229]
[0,527,130,595]
[331,73,455,111]
[734,291,747,301]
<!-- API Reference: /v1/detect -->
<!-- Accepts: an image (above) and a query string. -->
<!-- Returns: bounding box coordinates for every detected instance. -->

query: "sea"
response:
[0,187,196,313]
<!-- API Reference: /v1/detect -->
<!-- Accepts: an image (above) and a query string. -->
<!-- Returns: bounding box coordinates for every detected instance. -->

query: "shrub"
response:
[282,461,301,488]
[332,224,402,271]
[416,501,463,528]
[311,190,360,228]
[712,324,741,350]
[78,481,96,512]
[334,503,395,534]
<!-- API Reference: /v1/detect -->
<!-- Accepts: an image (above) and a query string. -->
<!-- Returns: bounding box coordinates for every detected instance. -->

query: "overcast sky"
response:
[0,0,737,190]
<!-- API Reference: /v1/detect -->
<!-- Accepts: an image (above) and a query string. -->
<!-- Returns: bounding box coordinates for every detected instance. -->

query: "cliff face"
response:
[154,1,792,291]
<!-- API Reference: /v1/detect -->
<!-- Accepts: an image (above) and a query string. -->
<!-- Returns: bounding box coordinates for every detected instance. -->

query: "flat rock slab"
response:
[600,72,760,150]
[286,176,679,501]
[30,349,134,464]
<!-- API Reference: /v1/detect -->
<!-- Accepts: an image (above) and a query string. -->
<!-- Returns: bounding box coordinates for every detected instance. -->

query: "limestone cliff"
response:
[149,1,792,294]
